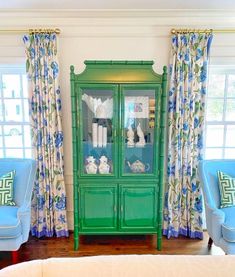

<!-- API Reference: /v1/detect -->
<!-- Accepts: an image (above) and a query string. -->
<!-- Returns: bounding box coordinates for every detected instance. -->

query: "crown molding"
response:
[0,9,235,18]
[0,9,234,35]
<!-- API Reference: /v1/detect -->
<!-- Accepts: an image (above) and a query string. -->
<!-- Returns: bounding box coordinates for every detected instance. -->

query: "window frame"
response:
[0,64,32,159]
[204,65,235,159]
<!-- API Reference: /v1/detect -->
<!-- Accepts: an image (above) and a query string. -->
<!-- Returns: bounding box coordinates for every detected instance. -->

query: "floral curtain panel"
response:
[163,33,213,239]
[23,33,69,237]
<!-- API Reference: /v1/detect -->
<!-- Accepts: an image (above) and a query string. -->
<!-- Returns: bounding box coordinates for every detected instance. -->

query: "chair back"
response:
[0,158,36,206]
[198,159,235,209]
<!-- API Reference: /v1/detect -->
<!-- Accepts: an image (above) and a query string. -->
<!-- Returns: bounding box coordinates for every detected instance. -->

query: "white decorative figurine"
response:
[85,156,97,174]
[82,93,113,119]
[98,155,110,174]
[127,125,135,147]
[136,123,146,147]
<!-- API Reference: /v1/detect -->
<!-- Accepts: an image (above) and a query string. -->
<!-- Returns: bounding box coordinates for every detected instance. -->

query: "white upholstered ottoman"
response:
[0,255,234,277]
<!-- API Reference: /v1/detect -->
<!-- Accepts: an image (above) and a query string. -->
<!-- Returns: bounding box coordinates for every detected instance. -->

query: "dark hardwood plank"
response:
[0,231,224,269]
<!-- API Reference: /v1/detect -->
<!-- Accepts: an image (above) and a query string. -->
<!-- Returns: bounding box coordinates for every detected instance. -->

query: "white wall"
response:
[0,10,235,229]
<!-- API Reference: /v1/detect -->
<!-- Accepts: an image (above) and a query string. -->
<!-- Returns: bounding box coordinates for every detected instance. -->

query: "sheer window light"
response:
[204,66,235,159]
[0,65,32,158]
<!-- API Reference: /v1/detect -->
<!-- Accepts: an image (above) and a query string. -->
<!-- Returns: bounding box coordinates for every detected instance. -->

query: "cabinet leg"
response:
[157,234,162,250]
[74,235,79,250]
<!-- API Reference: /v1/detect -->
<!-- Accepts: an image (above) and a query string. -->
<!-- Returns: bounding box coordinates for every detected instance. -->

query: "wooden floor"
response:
[0,231,224,269]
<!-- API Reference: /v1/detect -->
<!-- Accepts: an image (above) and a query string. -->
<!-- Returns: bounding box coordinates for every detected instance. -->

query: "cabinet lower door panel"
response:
[80,185,118,231]
[120,185,157,230]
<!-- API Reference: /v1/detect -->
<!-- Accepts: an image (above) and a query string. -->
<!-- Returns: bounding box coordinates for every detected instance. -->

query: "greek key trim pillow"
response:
[217,171,235,208]
[0,170,16,206]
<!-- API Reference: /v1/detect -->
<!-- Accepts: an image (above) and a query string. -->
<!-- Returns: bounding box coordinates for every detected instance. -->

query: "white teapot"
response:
[127,159,150,173]
[98,155,110,174]
[85,156,97,174]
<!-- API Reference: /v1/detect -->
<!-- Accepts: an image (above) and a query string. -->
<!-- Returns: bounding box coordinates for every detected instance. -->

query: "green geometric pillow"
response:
[217,171,235,208]
[0,170,16,206]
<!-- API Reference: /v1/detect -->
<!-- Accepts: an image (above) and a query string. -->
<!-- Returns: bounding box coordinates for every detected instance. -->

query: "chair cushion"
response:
[217,171,235,208]
[221,206,235,242]
[0,170,16,206]
[0,206,21,238]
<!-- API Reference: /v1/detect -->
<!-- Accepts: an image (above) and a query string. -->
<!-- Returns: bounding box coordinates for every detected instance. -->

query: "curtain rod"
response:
[171,28,235,34]
[0,28,60,34]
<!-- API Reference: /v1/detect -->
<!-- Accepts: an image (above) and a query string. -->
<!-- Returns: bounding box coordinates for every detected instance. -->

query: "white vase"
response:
[85,156,97,174]
[102,127,107,147]
[92,123,98,147]
[98,125,103,147]
[98,155,110,174]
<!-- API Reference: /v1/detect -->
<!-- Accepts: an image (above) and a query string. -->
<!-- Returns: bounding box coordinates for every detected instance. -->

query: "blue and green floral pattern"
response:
[23,33,69,237]
[163,33,213,239]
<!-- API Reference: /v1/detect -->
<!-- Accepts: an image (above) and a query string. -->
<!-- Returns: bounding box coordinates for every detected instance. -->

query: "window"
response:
[204,66,235,159]
[0,65,32,158]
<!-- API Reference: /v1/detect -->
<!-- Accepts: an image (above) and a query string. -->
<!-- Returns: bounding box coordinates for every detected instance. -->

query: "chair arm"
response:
[17,201,32,242]
[17,202,31,217]
[206,204,225,244]
[212,209,225,222]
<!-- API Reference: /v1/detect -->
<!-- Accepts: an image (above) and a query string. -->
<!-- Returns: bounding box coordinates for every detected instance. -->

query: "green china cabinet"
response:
[70,60,167,250]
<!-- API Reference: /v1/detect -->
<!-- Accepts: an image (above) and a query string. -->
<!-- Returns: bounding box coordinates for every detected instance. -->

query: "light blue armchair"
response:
[0,158,36,251]
[198,159,235,254]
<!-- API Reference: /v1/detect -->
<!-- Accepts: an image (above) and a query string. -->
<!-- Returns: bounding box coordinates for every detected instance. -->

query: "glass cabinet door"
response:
[79,85,118,176]
[120,85,159,176]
